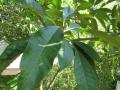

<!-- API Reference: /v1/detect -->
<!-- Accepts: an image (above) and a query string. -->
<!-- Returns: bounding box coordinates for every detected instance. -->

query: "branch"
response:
[72,37,99,41]
[47,69,61,90]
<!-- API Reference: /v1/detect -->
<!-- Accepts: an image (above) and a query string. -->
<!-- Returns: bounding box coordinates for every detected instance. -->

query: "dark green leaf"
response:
[74,0,85,3]
[74,49,98,90]
[112,5,117,17]
[73,42,100,61]
[58,41,74,69]
[94,9,111,22]
[0,38,28,73]
[18,26,63,90]
[96,8,112,13]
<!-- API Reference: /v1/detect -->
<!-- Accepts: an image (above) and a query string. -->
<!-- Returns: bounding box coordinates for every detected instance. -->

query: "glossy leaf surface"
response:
[18,26,63,90]
[74,49,98,90]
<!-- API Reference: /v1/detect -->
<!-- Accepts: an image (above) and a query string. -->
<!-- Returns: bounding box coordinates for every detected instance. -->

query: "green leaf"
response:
[94,9,111,22]
[63,7,74,21]
[73,42,100,61]
[89,0,95,5]
[74,49,98,90]
[77,1,92,10]
[94,0,103,5]
[16,0,45,15]
[89,30,120,49]
[52,0,61,9]
[74,0,85,3]
[18,26,63,90]
[77,14,98,30]
[95,14,106,29]
[3,0,8,4]
[96,8,112,13]
[0,38,28,73]
[65,23,82,32]
[112,5,117,17]
[58,41,74,69]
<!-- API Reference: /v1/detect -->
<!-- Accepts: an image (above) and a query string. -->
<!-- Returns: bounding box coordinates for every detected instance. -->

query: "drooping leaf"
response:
[94,9,110,22]
[58,41,74,69]
[77,14,98,30]
[0,38,28,73]
[73,41,100,61]
[95,14,106,29]
[74,49,98,90]
[18,26,63,90]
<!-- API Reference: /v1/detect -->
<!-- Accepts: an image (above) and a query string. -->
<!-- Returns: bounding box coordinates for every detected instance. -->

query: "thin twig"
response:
[72,37,99,41]
[47,69,61,90]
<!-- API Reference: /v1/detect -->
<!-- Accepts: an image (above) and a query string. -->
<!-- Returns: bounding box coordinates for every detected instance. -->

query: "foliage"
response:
[0,0,120,90]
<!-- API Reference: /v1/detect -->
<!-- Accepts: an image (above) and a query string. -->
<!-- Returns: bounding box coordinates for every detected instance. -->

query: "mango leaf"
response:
[73,41,100,61]
[0,38,28,73]
[94,9,110,22]
[65,23,82,32]
[95,14,106,29]
[74,49,98,90]
[95,8,112,13]
[58,41,74,70]
[77,1,92,10]
[89,0,95,5]
[112,5,117,17]
[52,0,61,9]
[18,26,63,90]
[77,14,98,30]
[63,7,74,21]
[89,30,120,49]
[16,0,45,15]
